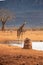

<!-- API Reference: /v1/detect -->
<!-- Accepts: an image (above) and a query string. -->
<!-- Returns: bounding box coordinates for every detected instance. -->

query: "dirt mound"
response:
[23,38,32,49]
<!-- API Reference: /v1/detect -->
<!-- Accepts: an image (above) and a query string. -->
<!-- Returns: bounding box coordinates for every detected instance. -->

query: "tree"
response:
[0,9,15,31]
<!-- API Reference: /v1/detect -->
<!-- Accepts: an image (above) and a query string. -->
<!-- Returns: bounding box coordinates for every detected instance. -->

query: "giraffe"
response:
[17,21,27,43]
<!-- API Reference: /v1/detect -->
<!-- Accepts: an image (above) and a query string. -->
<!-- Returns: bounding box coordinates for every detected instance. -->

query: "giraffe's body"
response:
[17,23,25,37]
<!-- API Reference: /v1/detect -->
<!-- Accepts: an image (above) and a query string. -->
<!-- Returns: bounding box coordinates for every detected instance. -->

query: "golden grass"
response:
[0,30,43,41]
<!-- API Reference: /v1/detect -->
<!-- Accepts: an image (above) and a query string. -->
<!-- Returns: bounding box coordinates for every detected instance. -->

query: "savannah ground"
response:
[0,30,43,65]
[0,30,43,41]
[0,44,43,65]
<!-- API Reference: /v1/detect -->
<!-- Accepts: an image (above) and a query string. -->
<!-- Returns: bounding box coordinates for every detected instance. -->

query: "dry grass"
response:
[0,30,43,41]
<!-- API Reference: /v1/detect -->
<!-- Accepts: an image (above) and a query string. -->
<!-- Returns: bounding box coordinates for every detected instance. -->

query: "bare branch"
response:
[0,9,15,30]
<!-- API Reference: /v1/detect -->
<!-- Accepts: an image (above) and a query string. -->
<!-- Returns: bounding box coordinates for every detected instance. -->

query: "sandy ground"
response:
[0,30,43,65]
[0,30,43,41]
[0,44,43,65]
